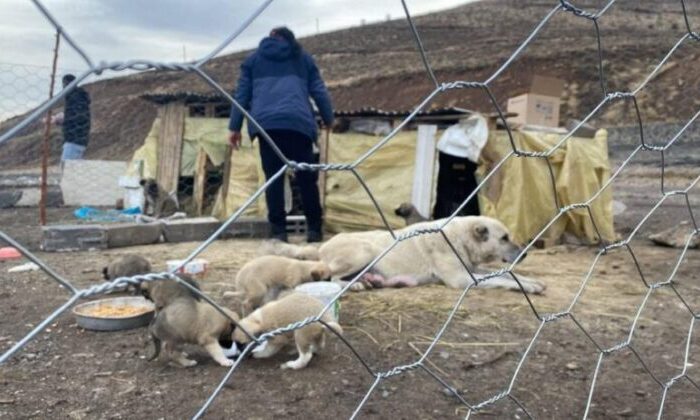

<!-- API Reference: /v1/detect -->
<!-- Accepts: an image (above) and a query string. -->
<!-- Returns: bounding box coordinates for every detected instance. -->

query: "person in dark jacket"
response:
[228,27,334,243]
[56,74,91,161]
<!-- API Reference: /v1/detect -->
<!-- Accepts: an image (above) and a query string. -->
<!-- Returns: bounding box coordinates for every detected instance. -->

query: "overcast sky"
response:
[0,1,475,114]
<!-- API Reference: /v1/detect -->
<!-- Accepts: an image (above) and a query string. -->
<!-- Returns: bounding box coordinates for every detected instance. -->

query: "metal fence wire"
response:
[1,0,700,418]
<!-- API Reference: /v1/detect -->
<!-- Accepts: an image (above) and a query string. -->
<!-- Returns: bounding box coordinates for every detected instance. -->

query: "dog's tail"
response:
[323,321,343,336]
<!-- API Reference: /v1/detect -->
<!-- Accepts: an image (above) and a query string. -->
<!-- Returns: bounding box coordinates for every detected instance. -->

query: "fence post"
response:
[411,124,437,219]
[40,30,61,226]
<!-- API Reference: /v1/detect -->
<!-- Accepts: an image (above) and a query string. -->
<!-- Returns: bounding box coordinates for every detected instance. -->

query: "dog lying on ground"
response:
[234,255,331,314]
[257,239,320,261]
[146,273,239,367]
[318,215,545,293]
[232,292,342,370]
[140,274,202,311]
[394,202,429,226]
[140,178,179,219]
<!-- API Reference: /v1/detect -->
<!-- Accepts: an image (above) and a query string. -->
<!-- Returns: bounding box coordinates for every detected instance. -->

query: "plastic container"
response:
[0,247,22,261]
[73,296,155,331]
[166,259,208,279]
[295,282,342,321]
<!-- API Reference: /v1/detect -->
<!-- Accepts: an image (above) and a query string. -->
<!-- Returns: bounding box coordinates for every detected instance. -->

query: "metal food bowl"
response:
[73,296,155,331]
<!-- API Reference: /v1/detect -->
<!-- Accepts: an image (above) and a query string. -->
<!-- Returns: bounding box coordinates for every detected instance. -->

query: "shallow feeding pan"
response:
[73,296,155,331]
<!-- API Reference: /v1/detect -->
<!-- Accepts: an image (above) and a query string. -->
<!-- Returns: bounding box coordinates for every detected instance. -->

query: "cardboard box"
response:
[507,76,565,128]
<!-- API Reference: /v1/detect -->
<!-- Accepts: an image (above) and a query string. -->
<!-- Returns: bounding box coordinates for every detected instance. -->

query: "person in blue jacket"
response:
[228,27,334,243]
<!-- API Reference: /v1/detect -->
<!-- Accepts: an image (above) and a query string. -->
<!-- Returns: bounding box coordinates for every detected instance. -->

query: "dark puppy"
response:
[102,254,152,295]
[394,202,428,226]
[140,178,178,218]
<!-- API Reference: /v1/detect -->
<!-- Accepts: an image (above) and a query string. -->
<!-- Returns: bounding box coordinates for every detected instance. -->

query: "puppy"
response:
[257,239,320,261]
[234,255,331,314]
[140,273,202,311]
[149,297,240,367]
[394,202,428,226]
[232,292,342,370]
[140,178,178,218]
[102,254,151,295]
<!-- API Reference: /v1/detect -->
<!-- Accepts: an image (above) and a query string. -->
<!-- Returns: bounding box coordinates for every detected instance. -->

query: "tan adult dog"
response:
[232,292,342,370]
[257,239,320,261]
[318,216,545,293]
[234,255,331,314]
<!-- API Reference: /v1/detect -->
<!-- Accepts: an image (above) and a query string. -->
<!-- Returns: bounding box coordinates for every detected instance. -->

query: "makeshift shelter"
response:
[126,111,614,244]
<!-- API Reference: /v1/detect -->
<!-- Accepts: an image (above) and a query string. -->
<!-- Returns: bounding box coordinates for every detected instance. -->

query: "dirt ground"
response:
[1,161,699,419]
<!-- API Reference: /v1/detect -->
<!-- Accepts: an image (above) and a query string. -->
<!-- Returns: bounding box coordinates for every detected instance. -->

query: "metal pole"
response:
[40,30,61,226]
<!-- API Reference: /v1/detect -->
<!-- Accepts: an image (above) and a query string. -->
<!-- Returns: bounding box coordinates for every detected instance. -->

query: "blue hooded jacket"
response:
[228,37,334,141]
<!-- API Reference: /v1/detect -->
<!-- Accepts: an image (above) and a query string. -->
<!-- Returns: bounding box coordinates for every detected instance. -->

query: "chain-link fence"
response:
[1,0,700,418]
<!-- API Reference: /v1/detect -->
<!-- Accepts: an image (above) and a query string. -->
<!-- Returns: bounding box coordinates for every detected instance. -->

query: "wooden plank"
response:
[204,104,215,117]
[220,145,233,203]
[411,124,437,218]
[192,148,208,216]
[318,129,330,209]
[156,101,186,194]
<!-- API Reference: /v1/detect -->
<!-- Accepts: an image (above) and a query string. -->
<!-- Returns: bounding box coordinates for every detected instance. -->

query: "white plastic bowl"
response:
[295,282,342,321]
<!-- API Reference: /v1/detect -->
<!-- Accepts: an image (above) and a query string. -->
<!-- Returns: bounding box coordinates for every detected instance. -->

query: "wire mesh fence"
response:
[1,0,699,418]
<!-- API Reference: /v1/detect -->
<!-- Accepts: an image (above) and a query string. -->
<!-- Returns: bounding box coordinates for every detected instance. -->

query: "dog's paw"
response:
[280,361,304,370]
[179,359,198,367]
[218,359,234,367]
[349,282,368,292]
[523,280,546,294]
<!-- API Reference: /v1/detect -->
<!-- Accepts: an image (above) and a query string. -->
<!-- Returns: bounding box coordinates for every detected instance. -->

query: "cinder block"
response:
[106,223,162,248]
[223,217,271,239]
[42,224,107,252]
[162,217,222,243]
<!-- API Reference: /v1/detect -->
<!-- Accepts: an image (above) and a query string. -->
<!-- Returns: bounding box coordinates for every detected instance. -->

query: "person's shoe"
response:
[306,230,323,243]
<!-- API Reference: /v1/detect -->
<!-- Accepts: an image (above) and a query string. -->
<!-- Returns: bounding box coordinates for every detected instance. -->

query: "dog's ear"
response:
[102,267,110,281]
[139,179,147,187]
[311,267,323,281]
[473,223,489,242]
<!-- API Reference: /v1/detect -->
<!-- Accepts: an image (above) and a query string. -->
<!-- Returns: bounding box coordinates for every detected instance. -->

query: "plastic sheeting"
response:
[127,117,614,243]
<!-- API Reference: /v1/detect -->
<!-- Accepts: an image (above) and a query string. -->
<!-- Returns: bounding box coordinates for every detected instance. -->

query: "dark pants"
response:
[259,129,322,236]
[433,151,480,219]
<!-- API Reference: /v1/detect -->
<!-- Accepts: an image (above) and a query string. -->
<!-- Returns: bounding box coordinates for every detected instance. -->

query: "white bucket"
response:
[166,259,209,279]
[294,282,342,321]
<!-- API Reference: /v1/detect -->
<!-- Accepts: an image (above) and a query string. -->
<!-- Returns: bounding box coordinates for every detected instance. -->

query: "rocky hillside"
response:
[1,0,698,168]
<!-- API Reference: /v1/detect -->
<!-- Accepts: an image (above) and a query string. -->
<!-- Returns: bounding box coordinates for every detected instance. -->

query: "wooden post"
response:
[192,148,208,216]
[156,101,186,195]
[40,30,60,226]
[411,124,437,219]
[318,129,330,209]
[220,144,233,203]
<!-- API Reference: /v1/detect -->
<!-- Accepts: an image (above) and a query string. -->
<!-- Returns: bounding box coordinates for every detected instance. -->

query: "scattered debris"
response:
[8,262,40,273]
[649,221,699,249]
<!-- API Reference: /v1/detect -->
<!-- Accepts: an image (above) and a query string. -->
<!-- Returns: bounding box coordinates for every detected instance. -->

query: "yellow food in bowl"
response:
[80,304,151,318]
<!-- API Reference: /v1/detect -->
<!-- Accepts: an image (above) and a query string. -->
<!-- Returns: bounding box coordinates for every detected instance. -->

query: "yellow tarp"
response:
[128,117,614,244]
[477,129,614,244]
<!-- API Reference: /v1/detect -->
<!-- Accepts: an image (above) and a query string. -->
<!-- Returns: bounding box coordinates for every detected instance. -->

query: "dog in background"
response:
[394,202,429,226]
[234,255,331,314]
[233,292,342,370]
[140,178,179,219]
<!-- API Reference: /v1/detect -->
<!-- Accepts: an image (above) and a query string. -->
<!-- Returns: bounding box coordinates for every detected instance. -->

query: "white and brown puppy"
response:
[149,295,240,368]
[394,202,428,226]
[232,292,342,370]
[257,239,320,261]
[235,255,331,314]
[319,215,545,294]
[102,254,151,281]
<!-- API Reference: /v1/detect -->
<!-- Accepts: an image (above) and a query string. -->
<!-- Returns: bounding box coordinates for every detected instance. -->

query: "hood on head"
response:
[259,37,295,61]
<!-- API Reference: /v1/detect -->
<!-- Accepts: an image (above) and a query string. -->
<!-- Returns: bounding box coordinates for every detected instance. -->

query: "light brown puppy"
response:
[232,292,342,370]
[257,239,320,261]
[235,255,331,314]
[140,274,202,311]
[149,297,240,367]
[102,254,151,281]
